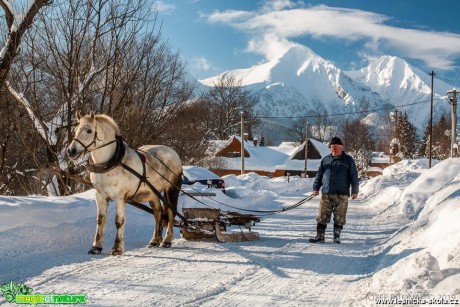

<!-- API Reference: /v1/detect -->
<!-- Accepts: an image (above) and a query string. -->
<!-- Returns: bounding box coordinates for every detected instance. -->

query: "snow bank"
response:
[0,190,96,232]
[398,158,460,218]
[347,159,460,304]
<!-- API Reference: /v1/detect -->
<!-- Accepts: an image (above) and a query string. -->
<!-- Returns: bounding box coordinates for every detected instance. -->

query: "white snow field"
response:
[0,159,459,306]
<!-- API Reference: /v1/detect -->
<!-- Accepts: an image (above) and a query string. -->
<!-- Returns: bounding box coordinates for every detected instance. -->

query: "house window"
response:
[227,152,240,158]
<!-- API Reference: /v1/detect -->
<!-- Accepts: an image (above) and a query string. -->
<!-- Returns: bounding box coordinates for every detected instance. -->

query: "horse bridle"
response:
[72,125,117,155]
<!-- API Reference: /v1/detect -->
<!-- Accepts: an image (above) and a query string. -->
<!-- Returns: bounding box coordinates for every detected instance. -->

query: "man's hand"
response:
[351,193,358,199]
[312,190,319,196]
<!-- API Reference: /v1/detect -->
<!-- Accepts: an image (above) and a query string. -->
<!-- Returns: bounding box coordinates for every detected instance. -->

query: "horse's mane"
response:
[95,114,121,136]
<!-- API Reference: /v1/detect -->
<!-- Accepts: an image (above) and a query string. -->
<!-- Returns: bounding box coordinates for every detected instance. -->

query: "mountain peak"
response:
[279,45,319,61]
[199,45,330,87]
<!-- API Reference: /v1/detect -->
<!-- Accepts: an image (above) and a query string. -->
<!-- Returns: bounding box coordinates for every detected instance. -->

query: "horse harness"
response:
[81,135,189,225]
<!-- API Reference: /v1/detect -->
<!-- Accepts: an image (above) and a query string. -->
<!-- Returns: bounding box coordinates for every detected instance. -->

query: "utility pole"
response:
[303,122,309,177]
[447,89,458,157]
[429,71,435,168]
[240,110,245,174]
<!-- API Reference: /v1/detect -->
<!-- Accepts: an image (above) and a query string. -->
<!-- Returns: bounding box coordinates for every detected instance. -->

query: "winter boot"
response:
[309,223,326,243]
[333,224,342,244]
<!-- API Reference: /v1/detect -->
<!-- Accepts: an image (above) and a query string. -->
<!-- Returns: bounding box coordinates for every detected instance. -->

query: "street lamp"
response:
[303,122,309,178]
[446,89,458,158]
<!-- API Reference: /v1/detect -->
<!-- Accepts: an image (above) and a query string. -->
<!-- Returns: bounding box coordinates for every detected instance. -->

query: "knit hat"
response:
[330,137,343,146]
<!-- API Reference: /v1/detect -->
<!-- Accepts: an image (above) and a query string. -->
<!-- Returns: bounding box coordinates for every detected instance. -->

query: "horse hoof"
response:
[88,246,102,254]
[160,242,171,248]
[148,242,160,248]
[109,248,123,256]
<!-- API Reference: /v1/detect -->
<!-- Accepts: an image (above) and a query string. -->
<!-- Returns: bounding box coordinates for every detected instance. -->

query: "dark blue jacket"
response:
[313,151,359,196]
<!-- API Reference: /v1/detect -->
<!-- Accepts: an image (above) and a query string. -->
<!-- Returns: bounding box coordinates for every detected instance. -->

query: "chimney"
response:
[244,132,249,141]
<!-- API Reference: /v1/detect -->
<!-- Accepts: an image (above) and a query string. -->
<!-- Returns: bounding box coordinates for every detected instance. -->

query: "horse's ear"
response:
[76,110,82,121]
[89,111,95,121]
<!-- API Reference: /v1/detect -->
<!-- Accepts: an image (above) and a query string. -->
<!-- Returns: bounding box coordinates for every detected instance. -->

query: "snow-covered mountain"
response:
[346,56,452,129]
[201,45,386,116]
[199,45,454,143]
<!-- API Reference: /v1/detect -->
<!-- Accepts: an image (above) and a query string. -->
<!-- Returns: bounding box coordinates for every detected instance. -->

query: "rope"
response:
[140,150,316,215]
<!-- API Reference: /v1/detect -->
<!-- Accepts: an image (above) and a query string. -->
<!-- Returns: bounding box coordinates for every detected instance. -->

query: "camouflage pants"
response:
[316,194,349,227]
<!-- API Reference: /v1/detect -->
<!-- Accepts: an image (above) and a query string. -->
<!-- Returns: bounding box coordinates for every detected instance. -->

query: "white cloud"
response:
[153,1,176,14]
[204,4,460,70]
[247,33,299,61]
[261,0,296,12]
[207,10,253,24]
[194,56,213,72]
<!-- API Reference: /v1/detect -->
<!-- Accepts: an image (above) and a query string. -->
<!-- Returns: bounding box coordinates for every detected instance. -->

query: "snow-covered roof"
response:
[206,139,229,155]
[223,145,290,172]
[183,166,222,181]
[371,152,390,164]
[288,139,330,160]
[212,136,330,172]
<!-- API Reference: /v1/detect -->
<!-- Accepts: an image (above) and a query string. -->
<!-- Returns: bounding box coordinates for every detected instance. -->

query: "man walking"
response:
[310,137,359,244]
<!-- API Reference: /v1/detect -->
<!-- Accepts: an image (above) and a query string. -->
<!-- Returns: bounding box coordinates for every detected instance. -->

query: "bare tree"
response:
[288,117,310,142]
[340,118,374,171]
[2,0,195,195]
[312,110,337,142]
[161,100,210,165]
[201,73,258,140]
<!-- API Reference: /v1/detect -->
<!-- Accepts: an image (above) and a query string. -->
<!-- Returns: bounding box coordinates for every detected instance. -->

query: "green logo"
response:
[1,281,86,305]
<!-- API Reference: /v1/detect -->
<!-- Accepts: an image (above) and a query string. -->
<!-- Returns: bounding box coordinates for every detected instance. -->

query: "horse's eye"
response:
[87,129,92,134]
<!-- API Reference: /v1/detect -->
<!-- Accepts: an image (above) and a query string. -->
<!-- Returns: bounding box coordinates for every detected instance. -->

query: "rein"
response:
[84,135,189,225]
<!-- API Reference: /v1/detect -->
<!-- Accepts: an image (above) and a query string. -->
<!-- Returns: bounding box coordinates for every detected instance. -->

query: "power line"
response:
[254,98,444,119]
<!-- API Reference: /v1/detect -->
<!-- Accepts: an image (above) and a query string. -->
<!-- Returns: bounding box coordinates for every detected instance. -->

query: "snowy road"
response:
[1,196,397,306]
[1,160,459,306]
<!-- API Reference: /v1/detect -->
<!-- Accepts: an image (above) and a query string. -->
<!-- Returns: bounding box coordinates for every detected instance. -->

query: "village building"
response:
[365,152,391,177]
[207,135,330,178]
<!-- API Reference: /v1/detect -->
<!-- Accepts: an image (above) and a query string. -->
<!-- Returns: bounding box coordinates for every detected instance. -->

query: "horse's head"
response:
[67,111,97,160]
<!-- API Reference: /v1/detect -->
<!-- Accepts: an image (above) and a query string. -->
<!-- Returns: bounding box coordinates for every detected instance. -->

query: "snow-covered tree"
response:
[1,0,194,195]
[431,114,451,160]
[395,111,418,159]
[0,0,51,87]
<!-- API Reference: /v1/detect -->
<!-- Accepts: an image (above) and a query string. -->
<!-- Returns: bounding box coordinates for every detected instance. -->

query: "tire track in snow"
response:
[2,194,406,306]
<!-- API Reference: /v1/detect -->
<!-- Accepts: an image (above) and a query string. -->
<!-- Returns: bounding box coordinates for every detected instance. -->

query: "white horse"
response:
[67,111,182,255]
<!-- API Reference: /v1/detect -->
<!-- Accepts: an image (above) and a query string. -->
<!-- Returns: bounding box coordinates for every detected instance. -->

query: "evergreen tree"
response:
[395,112,418,159]
[431,115,451,160]
[420,123,430,158]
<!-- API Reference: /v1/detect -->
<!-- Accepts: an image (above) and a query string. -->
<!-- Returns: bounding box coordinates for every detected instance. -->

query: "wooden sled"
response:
[180,208,260,243]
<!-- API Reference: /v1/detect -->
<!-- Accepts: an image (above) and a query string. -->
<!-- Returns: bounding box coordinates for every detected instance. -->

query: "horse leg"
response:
[109,195,127,256]
[89,192,109,254]
[161,186,180,248]
[148,197,163,248]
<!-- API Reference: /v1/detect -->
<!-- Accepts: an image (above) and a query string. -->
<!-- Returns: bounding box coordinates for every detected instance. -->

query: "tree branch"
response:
[0,0,51,88]
[0,0,14,29]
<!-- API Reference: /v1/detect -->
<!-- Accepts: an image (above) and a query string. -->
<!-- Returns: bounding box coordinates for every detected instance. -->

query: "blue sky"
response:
[154,0,460,86]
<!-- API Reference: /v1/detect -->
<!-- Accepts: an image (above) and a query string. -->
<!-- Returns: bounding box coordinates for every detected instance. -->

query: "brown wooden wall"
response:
[216,138,250,158]
[369,162,390,169]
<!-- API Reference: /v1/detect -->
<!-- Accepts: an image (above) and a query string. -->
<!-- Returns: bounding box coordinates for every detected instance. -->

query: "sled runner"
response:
[180,208,260,242]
